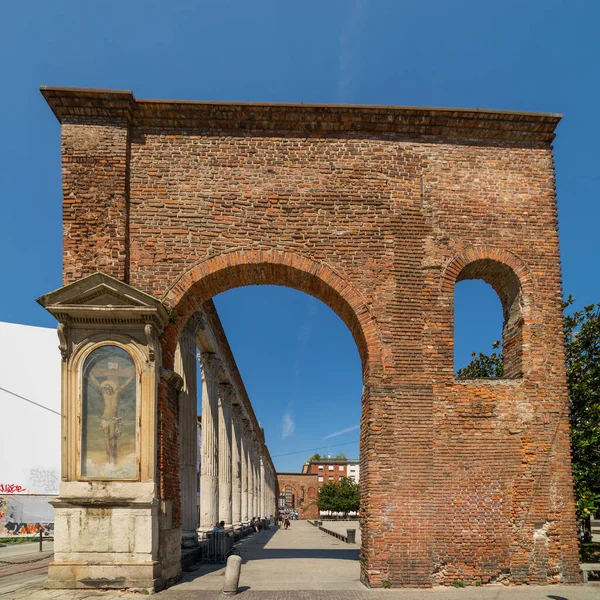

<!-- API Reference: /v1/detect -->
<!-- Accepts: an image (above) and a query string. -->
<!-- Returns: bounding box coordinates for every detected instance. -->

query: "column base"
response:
[45,562,159,593]
[181,530,198,548]
[197,527,213,540]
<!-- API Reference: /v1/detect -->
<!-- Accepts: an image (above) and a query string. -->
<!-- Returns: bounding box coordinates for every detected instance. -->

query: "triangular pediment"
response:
[71,288,145,307]
[37,272,170,327]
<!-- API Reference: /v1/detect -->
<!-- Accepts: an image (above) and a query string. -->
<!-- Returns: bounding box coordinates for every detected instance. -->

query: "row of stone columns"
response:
[197,351,276,534]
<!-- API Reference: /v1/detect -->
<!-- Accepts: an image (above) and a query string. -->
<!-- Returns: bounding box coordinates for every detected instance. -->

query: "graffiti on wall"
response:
[28,469,59,494]
[0,495,55,538]
[0,484,27,493]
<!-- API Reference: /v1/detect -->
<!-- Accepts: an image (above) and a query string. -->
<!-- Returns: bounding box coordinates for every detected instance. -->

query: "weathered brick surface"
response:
[42,87,580,588]
[158,371,182,527]
[277,473,319,520]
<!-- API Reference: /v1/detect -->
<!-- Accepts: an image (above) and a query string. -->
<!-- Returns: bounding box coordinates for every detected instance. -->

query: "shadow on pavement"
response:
[241,548,359,562]
[233,526,359,563]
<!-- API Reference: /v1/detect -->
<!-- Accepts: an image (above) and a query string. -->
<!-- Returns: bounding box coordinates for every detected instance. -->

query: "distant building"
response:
[276,473,319,519]
[302,458,360,487]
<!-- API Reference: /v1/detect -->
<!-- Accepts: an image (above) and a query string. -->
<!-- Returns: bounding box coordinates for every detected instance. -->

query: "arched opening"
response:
[213,285,362,474]
[162,251,378,582]
[453,258,524,379]
[454,280,504,377]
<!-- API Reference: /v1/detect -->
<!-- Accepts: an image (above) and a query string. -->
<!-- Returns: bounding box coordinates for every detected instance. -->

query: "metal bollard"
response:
[222,554,242,595]
[346,528,356,544]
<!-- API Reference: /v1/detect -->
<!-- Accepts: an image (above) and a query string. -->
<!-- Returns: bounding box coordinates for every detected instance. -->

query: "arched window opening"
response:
[81,345,138,479]
[454,259,524,379]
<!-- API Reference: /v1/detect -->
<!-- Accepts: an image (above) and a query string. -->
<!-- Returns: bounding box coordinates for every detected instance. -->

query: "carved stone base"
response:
[45,562,159,592]
[46,484,173,592]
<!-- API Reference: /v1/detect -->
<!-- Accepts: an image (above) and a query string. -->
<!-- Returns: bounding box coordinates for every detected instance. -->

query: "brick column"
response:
[218,383,233,529]
[198,352,221,534]
[231,404,243,528]
[59,116,133,283]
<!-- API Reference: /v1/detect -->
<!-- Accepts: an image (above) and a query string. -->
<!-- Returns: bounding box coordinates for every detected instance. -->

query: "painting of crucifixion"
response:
[81,345,138,479]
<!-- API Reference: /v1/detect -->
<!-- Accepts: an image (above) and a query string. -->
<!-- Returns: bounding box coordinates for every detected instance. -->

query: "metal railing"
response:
[201,530,234,563]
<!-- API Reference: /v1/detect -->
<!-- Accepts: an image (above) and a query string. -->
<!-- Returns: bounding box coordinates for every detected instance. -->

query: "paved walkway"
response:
[1,523,598,599]
[0,542,54,597]
[318,519,362,545]
[173,519,361,592]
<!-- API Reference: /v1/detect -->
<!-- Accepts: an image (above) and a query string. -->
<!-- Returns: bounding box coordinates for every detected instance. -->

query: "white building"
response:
[0,321,61,535]
[346,461,360,483]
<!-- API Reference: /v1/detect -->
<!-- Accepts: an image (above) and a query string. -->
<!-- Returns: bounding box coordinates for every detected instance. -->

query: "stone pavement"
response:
[0,541,54,597]
[1,522,598,599]
[317,519,362,545]
[173,519,361,592]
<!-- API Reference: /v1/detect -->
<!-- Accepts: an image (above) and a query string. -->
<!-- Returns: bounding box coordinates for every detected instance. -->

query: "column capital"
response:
[218,381,236,404]
[198,352,222,382]
[232,403,244,421]
[187,310,205,333]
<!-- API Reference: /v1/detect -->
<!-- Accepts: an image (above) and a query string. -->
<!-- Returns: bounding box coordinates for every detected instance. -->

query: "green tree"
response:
[564,298,600,536]
[317,477,360,515]
[457,298,600,537]
[308,453,321,462]
[457,340,503,379]
[334,451,347,460]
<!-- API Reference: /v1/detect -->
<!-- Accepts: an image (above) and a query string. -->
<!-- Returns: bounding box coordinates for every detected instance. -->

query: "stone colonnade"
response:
[176,311,278,539]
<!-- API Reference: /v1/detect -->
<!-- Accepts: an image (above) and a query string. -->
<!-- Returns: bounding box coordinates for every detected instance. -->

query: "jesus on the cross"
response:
[89,365,135,465]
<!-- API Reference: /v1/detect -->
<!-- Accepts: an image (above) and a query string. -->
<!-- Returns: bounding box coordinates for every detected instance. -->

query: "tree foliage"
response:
[308,453,321,462]
[457,298,600,523]
[317,477,360,514]
[563,298,600,520]
[456,340,504,379]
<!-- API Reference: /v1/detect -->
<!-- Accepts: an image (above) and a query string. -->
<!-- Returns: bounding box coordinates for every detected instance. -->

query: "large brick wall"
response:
[277,473,319,520]
[43,87,580,588]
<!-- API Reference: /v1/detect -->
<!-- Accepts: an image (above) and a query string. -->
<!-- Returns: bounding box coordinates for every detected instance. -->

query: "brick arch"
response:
[440,246,534,298]
[160,249,383,376]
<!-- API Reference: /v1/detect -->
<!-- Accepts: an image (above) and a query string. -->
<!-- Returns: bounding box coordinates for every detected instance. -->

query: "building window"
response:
[284,486,294,508]
[339,465,344,471]
[328,465,334,471]
[81,345,138,480]
[329,476,334,481]
[318,465,324,470]
[318,476,323,482]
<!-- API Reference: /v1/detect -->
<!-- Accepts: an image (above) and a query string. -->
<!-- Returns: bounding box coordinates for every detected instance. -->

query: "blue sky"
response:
[1,1,598,471]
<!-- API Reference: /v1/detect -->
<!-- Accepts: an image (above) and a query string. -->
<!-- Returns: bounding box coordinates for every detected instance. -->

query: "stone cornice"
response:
[41,86,561,143]
[36,272,170,330]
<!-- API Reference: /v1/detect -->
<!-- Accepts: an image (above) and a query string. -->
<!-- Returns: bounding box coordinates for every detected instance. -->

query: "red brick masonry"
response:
[42,86,580,587]
[277,473,320,520]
